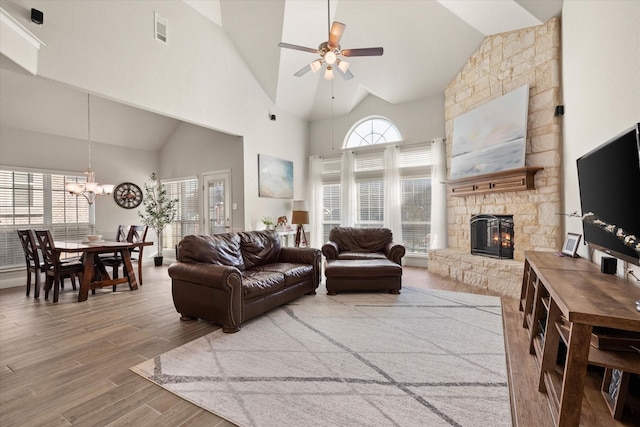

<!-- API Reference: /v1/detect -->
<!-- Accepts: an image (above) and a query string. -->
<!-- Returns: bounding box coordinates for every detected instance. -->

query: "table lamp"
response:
[291,200,309,247]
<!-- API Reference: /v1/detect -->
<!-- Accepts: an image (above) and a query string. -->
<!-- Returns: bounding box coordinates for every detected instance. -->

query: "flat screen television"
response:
[576,123,640,266]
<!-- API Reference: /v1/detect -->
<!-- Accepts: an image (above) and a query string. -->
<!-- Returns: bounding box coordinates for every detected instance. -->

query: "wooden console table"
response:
[519,251,640,426]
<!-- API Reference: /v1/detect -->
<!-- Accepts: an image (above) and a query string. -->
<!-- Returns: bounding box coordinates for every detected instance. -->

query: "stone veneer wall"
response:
[429,17,563,299]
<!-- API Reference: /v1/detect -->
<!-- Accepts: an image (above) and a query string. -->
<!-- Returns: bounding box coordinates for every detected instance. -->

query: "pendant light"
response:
[65,94,114,204]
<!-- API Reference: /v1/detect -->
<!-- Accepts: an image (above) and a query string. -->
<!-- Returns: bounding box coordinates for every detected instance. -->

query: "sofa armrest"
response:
[385,242,406,265]
[321,241,339,260]
[279,247,322,287]
[278,246,318,264]
[168,261,242,290]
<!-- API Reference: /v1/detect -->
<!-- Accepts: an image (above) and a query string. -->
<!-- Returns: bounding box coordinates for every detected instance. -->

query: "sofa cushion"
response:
[337,251,388,260]
[177,234,244,270]
[241,270,285,299]
[253,263,314,286]
[329,227,392,253]
[239,230,281,269]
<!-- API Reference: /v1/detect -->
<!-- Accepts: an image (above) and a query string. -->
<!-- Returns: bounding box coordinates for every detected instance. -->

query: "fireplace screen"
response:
[470,214,514,259]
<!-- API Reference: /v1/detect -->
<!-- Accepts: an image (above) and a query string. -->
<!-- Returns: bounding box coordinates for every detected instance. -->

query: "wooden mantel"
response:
[447,167,543,196]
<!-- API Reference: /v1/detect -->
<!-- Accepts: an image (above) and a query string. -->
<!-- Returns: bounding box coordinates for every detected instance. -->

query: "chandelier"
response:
[64,94,114,204]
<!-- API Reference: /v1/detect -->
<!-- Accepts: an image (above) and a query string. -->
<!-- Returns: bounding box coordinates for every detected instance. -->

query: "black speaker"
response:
[31,8,43,25]
[270,114,276,121]
[601,257,617,275]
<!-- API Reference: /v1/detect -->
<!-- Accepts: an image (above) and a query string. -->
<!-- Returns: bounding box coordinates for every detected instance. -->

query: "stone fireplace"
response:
[470,214,514,259]
[428,17,563,299]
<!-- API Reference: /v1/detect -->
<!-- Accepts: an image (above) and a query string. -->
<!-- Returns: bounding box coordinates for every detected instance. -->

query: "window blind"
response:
[162,177,200,255]
[0,168,92,270]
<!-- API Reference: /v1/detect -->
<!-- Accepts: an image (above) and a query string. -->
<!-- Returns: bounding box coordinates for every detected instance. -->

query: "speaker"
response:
[601,257,617,275]
[31,8,44,25]
[270,114,276,121]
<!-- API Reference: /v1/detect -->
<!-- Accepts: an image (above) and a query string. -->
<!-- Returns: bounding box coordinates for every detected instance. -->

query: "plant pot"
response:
[154,256,163,267]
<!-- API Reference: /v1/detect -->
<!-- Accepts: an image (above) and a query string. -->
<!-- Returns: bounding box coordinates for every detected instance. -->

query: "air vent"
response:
[154,12,167,43]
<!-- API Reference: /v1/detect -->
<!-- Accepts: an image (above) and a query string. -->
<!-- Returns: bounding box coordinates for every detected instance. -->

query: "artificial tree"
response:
[138,173,178,266]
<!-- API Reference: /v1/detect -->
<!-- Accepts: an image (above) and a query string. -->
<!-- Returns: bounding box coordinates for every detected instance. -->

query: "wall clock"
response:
[113,182,143,209]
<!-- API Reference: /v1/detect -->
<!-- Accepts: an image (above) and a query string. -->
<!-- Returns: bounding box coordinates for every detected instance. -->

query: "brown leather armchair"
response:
[321,227,405,295]
[321,227,405,264]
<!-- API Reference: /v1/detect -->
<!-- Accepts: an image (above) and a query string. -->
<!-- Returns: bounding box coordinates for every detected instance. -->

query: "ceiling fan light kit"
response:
[324,66,335,80]
[310,59,322,73]
[278,5,383,82]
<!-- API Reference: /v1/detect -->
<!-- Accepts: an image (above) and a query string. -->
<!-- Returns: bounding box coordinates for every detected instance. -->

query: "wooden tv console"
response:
[519,251,640,426]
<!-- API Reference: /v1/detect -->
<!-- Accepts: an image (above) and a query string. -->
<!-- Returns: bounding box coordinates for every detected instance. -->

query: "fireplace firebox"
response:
[470,214,514,259]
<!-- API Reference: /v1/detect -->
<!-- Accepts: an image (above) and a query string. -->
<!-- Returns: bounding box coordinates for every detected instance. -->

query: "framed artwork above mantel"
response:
[450,85,529,180]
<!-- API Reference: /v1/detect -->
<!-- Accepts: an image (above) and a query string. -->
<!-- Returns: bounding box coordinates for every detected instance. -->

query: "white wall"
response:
[0,0,309,231]
[309,94,445,155]
[562,1,640,277]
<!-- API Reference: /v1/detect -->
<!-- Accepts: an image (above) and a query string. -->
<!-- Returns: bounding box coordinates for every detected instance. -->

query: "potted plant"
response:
[262,216,275,230]
[139,173,178,266]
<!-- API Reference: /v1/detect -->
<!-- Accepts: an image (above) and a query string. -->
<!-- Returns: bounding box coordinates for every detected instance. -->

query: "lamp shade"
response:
[291,200,309,224]
[324,67,334,80]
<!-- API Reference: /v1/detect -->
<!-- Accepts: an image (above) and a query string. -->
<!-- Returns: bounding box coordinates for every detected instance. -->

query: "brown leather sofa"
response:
[169,230,321,333]
[321,227,405,294]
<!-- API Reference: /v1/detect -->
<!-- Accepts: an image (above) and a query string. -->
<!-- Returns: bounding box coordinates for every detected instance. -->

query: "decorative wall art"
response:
[258,154,294,199]
[450,85,529,180]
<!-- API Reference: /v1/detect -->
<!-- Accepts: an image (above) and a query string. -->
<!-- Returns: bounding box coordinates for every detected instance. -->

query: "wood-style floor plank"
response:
[1,265,638,426]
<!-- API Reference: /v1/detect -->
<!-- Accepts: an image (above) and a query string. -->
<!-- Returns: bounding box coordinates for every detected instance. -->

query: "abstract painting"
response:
[450,85,529,180]
[258,154,293,198]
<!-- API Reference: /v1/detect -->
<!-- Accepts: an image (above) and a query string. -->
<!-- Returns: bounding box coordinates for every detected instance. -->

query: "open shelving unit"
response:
[519,251,640,426]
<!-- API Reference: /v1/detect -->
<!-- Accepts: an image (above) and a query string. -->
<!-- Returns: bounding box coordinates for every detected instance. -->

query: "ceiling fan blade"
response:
[335,64,353,81]
[328,22,346,48]
[278,42,318,54]
[341,47,384,57]
[294,64,311,77]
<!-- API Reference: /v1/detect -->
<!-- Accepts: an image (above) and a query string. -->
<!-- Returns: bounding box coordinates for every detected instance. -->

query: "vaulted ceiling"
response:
[1,0,563,151]
[213,0,563,121]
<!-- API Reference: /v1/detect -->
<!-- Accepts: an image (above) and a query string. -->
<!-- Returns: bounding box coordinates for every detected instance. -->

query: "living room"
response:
[1,0,639,425]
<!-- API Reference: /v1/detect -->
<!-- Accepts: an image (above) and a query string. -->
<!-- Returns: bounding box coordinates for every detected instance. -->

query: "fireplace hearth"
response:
[470,214,514,259]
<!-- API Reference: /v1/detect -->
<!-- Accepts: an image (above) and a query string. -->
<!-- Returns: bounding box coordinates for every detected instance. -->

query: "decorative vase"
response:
[154,256,163,267]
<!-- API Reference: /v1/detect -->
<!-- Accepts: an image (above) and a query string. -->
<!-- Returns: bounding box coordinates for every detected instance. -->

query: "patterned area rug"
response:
[131,287,511,426]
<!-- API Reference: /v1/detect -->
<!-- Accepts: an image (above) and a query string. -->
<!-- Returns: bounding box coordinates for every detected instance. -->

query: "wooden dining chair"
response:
[104,225,148,290]
[17,229,45,298]
[34,229,84,303]
[100,225,128,280]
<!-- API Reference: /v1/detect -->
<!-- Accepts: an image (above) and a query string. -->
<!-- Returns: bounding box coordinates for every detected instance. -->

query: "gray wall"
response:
[161,122,245,230]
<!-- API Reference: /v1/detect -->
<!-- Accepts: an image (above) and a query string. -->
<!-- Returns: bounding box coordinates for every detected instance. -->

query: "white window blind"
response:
[399,143,432,253]
[162,177,199,254]
[0,168,92,269]
[354,150,385,227]
[322,183,341,242]
[401,177,431,253]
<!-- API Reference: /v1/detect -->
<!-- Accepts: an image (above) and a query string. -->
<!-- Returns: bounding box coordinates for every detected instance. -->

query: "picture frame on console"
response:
[562,232,582,257]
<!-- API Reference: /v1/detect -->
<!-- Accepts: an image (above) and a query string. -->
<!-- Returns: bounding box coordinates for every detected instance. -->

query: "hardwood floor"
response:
[0,265,637,426]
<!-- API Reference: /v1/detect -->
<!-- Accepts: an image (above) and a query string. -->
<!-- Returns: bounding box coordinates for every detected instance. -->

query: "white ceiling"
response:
[0,0,562,151]
[216,0,563,121]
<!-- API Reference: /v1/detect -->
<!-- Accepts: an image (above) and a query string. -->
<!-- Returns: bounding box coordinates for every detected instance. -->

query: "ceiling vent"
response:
[154,12,167,43]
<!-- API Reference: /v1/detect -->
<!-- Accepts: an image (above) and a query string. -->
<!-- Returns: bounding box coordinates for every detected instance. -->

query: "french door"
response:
[202,171,231,235]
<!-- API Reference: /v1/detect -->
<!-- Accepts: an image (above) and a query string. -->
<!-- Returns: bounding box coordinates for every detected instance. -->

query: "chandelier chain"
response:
[87,94,92,170]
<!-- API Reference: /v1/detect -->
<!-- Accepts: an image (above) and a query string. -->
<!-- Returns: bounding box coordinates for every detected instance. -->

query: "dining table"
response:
[54,240,153,302]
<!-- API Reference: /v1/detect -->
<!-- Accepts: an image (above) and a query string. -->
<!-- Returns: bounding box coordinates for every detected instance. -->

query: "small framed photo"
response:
[562,232,582,257]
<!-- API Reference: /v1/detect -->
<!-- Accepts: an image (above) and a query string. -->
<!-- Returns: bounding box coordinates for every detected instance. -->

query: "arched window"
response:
[344,117,402,148]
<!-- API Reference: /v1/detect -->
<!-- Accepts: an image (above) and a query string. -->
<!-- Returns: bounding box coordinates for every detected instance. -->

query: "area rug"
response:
[131,287,511,426]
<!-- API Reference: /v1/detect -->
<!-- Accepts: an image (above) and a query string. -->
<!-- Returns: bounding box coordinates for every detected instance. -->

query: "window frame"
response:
[344,116,402,148]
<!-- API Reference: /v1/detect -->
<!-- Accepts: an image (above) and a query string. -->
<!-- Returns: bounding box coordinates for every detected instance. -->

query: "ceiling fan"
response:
[278,4,383,81]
